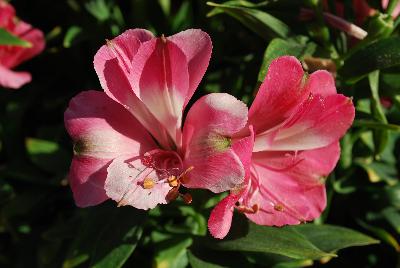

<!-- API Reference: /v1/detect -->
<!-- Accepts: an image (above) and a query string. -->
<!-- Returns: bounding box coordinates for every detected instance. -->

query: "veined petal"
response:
[208,194,240,239]
[254,94,354,151]
[93,30,172,149]
[306,70,336,97]
[243,143,339,226]
[105,155,174,210]
[0,65,31,89]
[64,90,156,207]
[7,21,45,68]
[183,93,248,193]
[130,37,189,146]
[167,29,212,107]
[248,56,309,134]
[69,156,110,207]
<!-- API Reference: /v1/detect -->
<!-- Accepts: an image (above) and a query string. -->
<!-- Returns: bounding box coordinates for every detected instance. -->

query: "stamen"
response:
[180,193,193,204]
[236,204,259,214]
[167,175,179,187]
[178,166,194,184]
[166,187,179,202]
[143,177,155,189]
[274,204,284,212]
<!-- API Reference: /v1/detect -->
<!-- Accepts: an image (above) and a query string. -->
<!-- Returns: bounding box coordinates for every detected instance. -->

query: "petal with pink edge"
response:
[93,30,171,149]
[306,70,336,97]
[183,93,248,193]
[168,29,212,106]
[69,156,110,207]
[254,94,354,151]
[9,22,45,68]
[105,155,172,210]
[208,194,240,239]
[232,125,255,180]
[64,90,156,207]
[130,37,189,145]
[248,56,309,133]
[0,65,31,89]
[243,142,339,226]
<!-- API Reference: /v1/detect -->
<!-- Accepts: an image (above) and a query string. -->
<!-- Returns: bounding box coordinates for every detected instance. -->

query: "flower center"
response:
[140,149,194,204]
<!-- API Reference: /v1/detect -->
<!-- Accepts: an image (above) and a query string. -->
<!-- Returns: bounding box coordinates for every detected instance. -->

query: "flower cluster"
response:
[0,0,45,89]
[64,29,355,239]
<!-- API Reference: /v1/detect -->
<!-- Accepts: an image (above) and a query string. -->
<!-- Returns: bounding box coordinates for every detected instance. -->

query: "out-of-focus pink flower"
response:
[65,29,250,209]
[0,0,45,89]
[208,56,355,239]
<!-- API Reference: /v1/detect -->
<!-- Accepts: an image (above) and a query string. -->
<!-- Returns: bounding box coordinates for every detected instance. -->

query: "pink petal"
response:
[69,156,110,207]
[105,155,172,210]
[183,93,248,192]
[244,142,340,226]
[64,90,156,207]
[0,1,15,27]
[208,194,240,239]
[254,94,355,151]
[306,70,336,97]
[167,29,212,107]
[93,30,171,149]
[0,65,31,89]
[9,21,45,68]
[232,126,255,180]
[248,56,309,134]
[130,37,189,145]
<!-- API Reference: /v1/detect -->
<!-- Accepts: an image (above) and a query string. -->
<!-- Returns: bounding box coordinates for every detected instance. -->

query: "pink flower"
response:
[64,29,250,209]
[208,56,355,239]
[0,0,45,89]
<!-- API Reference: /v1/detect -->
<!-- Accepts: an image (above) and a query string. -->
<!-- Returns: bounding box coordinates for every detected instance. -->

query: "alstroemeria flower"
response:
[209,56,355,239]
[0,0,45,89]
[65,29,249,209]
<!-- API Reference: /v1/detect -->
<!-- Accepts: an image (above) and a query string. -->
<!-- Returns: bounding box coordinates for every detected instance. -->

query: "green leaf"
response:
[207,1,290,39]
[356,160,398,185]
[257,36,316,83]
[25,137,70,174]
[357,220,399,251]
[188,251,225,268]
[153,236,192,268]
[63,26,83,48]
[207,221,332,260]
[368,70,389,155]
[0,28,32,47]
[382,207,400,233]
[64,203,146,268]
[353,120,400,131]
[293,224,379,253]
[340,37,400,80]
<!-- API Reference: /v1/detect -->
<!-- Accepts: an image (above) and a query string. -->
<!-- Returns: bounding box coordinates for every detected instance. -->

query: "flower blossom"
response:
[0,0,45,89]
[208,56,355,239]
[65,29,250,209]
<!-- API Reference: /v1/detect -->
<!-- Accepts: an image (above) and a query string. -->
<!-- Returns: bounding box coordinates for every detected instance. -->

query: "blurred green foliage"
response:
[1,0,400,267]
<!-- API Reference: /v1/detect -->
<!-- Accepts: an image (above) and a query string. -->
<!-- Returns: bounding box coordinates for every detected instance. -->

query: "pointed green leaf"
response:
[0,28,32,47]
[207,1,290,39]
[340,37,400,80]
[293,224,379,253]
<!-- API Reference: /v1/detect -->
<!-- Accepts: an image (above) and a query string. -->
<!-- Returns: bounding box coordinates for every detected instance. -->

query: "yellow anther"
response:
[143,177,155,189]
[168,175,178,187]
[274,204,284,211]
